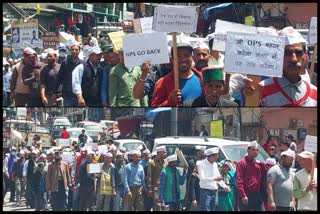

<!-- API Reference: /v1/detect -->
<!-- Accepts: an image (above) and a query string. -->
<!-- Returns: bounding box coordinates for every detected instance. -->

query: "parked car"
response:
[153,136,270,200]
[113,139,147,152]
[77,121,101,143]
[67,128,93,145]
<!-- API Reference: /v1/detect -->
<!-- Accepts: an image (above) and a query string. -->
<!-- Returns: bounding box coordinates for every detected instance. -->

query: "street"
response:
[3,192,34,212]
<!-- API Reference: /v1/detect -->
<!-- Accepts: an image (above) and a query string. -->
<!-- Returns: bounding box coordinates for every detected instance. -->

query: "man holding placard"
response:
[293,151,317,211]
[151,36,203,107]
[109,49,148,107]
[259,27,317,106]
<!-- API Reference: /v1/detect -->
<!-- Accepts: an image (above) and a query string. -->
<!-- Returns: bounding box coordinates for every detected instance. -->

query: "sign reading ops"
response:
[152,5,198,33]
[304,135,317,153]
[123,32,169,68]
[224,32,285,77]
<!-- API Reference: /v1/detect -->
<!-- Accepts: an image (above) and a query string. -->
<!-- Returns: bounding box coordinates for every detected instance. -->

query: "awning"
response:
[202,3,233,20]
[146,108,171,122]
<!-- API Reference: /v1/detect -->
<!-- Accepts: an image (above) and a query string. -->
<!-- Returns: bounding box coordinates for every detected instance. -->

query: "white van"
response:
[153,136,270,200]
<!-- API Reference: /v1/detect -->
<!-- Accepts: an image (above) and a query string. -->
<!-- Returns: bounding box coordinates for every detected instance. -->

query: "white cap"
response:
[204,147,219,156]
[87,150,95,155]
[143,149,150,155]
[81,147,88,152]
[67,40,81,48]
[128,150,135,155]
[191,39,209,50]
[248,141,259,148]
[195,145,207,151]
[280,149,296,159]
[297,151,314,160]
[105,152,113,158]
[8,58,13,62]
[23,47,37,55]
[19,151,25,155]
[266,158,277,166]
[257,26,278,36]
[150,151,157,158]
[88,46,102,56]
[176,33,192,48]
[44,48,58,55]
[46,149,54,155]
[109,144,117,151]
[40,154,47,159]
[32,149,40,154]
[3,58,9,66]
[156,146,166,153]
[166,154,178,162]
[278,26,307,45]
[131,150,141,156]
[40,53,47,59]
[116,151,124,157]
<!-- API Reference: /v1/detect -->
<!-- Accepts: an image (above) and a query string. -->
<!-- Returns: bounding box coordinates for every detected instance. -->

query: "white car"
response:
[67,128,93,145]
[153,136,270,200]
[113,139,147,152]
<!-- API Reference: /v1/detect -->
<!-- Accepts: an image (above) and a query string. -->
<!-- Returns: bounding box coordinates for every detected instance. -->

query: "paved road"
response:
[3,192,34,212]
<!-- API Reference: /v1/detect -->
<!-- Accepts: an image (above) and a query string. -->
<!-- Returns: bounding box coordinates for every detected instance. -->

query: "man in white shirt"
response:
[196,147,230,211]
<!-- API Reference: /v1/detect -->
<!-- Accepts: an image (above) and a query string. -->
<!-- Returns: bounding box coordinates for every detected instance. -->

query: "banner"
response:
[212,19,257,51]
[304,135,317,153]
[123,32,169,67]
[11,19,40,56]
[152,4,198,33]
[58,138,71,147]
[210,120,223,137]
[108,31,125,52]
[43,32,60,50]
[140,16,155,33]
[224,32,285,77]
[308,17,317,45]
[87,163,102,174]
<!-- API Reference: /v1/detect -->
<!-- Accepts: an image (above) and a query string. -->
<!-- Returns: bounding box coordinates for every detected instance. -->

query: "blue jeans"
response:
[72,187,80,211]
[200,189,217,211]
[114,185,124,211]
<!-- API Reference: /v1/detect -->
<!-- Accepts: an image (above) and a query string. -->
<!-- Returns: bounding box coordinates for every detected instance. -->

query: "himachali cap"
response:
[248,141,259,148]
[195,145,207,151]
[281,149,296,159]
[204,147,219,156]
[156,146,166,152]
[297,151,314,160]
[278,26,307,46]
[166,154,178,162]
[201,66,224,83]
[266,158,277,166]
[101,45,113,52]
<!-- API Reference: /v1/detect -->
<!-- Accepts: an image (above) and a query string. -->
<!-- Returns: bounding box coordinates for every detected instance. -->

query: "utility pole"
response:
[171,108,178,136]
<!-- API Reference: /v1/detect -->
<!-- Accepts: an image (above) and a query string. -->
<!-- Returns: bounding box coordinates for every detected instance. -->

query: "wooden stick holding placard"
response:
[309,43,317,81]
[172,32,180,91]
[245,75,261,106]
[310,153,316,181]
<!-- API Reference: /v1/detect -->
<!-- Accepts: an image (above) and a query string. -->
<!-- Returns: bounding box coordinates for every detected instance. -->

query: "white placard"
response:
[123,32,169,68]
[98,145,108,154]
[212,19,258,52]
[309,17,317,45]
[58,138,71,147]
[62,152,74,163]
[224,32,285,77]
[304,135,317,153]
[92,143,98,151]
[152,5,198,33]
[126,11,134,21]
[140,17,155,33]
[87,163,102,174]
